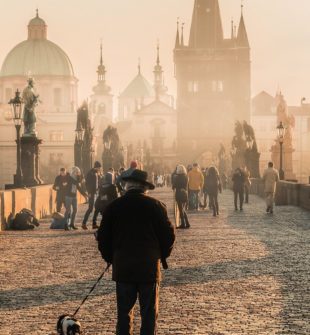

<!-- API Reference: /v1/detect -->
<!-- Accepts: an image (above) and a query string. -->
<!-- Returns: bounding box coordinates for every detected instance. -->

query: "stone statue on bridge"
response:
[22,78,40,137]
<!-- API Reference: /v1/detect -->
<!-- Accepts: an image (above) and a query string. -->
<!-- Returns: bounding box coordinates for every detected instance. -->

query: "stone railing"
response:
[0,185,85,231]
[250,178,310,210]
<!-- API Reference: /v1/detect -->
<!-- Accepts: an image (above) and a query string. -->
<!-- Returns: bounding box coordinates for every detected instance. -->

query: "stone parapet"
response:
[250,178,310,209]
[0,185,85,231]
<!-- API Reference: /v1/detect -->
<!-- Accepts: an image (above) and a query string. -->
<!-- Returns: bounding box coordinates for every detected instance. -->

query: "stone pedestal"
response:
[245,149,261,178]
[21,136,43,187]
[271,141,296,181]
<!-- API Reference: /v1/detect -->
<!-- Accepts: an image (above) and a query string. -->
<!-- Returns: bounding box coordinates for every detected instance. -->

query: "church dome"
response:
[0,11,74,78]
[120,71,154,99]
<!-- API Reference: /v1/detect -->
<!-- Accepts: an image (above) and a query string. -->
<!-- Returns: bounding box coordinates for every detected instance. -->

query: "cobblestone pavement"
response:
[0,188,309,334]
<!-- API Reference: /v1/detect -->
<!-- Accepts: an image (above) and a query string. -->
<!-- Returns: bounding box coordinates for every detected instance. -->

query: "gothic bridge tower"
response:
[174,0,250,163]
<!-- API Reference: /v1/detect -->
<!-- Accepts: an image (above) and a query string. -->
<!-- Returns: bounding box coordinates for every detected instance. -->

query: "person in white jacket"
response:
[262,162,279,214]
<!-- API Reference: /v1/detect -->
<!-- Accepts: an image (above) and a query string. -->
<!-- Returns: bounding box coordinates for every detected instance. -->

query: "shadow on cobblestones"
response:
[0,277,114,311]
[225,195,310,334]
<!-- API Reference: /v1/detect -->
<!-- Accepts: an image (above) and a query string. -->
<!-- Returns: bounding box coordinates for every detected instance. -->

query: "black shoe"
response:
[92,224,99,229]
[266,206,270,213]
[70,225,78,230]
[269,209,274,214]
[179,225,187,229]
[240,208,243,211]
[235,208,238,211]
[65,225,69,231]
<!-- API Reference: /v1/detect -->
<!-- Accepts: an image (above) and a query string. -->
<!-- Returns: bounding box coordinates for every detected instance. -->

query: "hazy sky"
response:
[0,0,309,106]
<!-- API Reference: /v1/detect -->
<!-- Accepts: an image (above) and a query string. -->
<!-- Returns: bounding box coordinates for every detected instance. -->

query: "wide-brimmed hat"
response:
[122,169,155,190]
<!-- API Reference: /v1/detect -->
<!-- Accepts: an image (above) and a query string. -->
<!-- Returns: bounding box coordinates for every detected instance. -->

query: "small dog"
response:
[57,315,81,335]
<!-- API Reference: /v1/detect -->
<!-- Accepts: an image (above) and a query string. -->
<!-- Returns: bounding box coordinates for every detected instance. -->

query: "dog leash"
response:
[73,263,111,317]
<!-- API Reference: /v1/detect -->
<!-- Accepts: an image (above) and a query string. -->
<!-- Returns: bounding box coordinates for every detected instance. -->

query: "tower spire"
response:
[175,18,180,48]
[153,41,165,100]
[189,0,224,49]
[138,58,142,75]
[100,40,103,66]
[181,23,185,46]
[97,42,106,82]
[237,1,250,48]
[36,8,39,17]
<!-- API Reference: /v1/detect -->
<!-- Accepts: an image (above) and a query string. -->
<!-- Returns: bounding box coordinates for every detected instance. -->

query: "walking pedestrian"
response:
[97,169,175,335]
[172,164,190,229]
[188,163,204,210]
[82,161,102,230]
[201,167,209,209]
[243,166,251,204]
[53,167,69,212]
[64,167,87,230]
[262,162,279,214]
[92,177,118,227]
[232,168,245,211]
[205,166,222,216]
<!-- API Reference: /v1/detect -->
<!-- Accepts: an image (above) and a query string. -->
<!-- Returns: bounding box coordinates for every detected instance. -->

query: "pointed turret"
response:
[181,23,185,47]
[97,42,106,82]
[175,19,180,48]
[153,42,166,100]
[189,0,223,49]
[237,5,250,48]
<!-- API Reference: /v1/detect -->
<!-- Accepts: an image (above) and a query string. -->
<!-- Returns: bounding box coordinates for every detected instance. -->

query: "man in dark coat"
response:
[232,168,246,211]
[82,161,102,230]
[53,168,69,212]
[97,169,175,335]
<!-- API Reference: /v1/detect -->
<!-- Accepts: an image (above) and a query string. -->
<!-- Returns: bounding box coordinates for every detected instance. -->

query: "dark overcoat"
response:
[97,189,175,283]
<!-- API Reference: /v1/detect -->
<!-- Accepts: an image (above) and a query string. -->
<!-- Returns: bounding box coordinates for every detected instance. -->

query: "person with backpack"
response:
[205,166,222,216]
[172,164,190,229]
[82,161,102,230]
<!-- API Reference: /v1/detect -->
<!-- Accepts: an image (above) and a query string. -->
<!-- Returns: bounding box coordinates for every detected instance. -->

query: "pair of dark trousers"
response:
[82,193,95,225]
[209,193,219,215]
[189,190,199,210]
[64,196,77,227]
[56,194,65,212]
[234,190,244,209]
[116,282,159,335]
[177,201,189,227]
[244,185,250,203]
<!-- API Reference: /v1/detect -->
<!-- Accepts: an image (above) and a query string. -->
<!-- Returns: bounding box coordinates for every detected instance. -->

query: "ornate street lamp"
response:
[9,89,24,187]
[74,125,84,169]
[277,121,286,180]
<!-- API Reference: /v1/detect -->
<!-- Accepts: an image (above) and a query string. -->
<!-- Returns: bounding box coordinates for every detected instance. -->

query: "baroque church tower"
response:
[89,43,113,161]
[174,0,251,163]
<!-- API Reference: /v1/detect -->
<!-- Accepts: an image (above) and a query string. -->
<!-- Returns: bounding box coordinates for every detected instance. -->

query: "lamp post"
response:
[75,125,84,169]
[9,89,24,187]
[277,121,285,180]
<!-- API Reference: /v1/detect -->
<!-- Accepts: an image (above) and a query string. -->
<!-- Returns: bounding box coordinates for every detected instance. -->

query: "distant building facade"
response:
[174,0,251,163]
[252,91,310,182]
[0,11,78,187]
[117,47,177,171]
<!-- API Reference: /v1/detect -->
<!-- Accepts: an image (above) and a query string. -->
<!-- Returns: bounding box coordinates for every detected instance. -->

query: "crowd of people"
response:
[50,159,279,334]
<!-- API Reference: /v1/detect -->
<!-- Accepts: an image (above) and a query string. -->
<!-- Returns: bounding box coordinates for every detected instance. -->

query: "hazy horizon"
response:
[0,0,309,106]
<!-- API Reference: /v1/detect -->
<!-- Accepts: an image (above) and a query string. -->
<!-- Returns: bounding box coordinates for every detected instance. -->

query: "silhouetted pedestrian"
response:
[262,162,279,214]
[53,168,69,212]
[82,161,102,230]
[172,164,190,229]
[97,169,175,335]
[205,166,222,216]
[232,168,245,211]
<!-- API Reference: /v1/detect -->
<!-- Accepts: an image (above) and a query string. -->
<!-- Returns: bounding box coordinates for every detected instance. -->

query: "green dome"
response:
[0,39,75,77]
